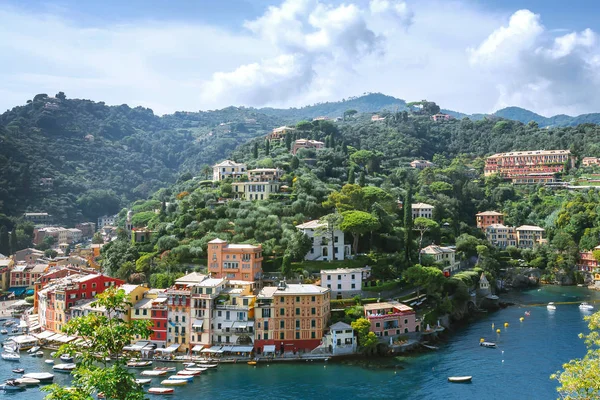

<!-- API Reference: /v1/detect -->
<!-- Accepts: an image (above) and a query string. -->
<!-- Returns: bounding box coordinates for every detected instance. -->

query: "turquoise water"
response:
[3,286,597,399]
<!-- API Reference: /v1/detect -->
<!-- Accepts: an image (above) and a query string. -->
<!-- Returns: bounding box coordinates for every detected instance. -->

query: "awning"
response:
[29,324,41,331]
[57,335,77,343]
[232,321,247,329]
[192,319,204,328]
[35,331,55,340]
[7,287,27,297]
[231,345,253,353]
[156,343,180,354]
[246,321,255,327]
[191,345,204,352]
[221,345,234,352]
[48,333,64,342]
[201,345,224,353]
[128,341,150,351]
[26,289,34,296]
[263,345,276,353]
[19,320,28,328]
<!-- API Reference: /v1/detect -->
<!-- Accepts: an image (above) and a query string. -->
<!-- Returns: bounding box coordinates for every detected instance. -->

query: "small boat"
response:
[50,351,57,357]
[33,351,44,357]
[141,370,167,376]
[168,374,194,381]
[1,351,20,361]
[60,354,74,362]
[153,366,176,372]
[0,380,24,391]
[0,330,7,335]
[45,359,54,364]
[15,377,39,386]
[183,362,196,367]
[23,372,54,382]
[148,387,174,395]
[27,346,40,353]
[579,302,594,310]
[12,368,24,374]
[524,311,531,316]
[480,342,496,348]
[200,364,218,368]
[176,370,200,376]
[184,367,207,372]
[135,378,152,385]
[53,363,77,372]
[127,360,152,368]
[11,328,19,333]
[547,302,557,310]
[448,376,472,383]
[247,361,257,366]
[161,379,187,386]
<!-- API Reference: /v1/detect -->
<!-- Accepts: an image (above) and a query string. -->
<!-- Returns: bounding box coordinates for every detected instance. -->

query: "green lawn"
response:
[291,257,370,273]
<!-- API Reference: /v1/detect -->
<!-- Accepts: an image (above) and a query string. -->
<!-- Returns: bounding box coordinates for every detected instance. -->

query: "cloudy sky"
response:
[1,0,600,116]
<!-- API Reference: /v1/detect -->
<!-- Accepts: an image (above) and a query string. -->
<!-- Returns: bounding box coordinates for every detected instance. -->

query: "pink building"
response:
[431,113,453,122]
[363,301,418,337]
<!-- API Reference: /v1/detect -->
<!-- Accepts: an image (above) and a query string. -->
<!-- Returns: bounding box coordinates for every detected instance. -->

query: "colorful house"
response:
[476,211,505,230]
[364,301,418,337]
[207,238,263,283]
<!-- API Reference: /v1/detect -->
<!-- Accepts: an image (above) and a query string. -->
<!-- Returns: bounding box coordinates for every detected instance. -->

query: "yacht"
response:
[547,302,557,311]
[579,302,594,310]
[1,351,20,361]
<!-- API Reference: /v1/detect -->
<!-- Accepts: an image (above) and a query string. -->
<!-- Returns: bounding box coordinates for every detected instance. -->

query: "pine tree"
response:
[285,133,292,151]
[290,156,299,170]
[347,167,355,184]
[403,187,413,265]
[0,227,9,256]
[265,139,270,156]
[253,142,259,159]
[358,171,366,187]
[9,229,17,254]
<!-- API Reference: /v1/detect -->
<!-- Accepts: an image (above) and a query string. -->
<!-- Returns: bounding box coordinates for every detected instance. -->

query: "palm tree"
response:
[201,165,212,180]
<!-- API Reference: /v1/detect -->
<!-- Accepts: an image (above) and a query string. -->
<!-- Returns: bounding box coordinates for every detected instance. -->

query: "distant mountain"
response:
[256,93,407,122]
[492,107,600,127]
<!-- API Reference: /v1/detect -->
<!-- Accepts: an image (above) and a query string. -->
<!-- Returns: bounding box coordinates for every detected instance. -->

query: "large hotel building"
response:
[484,150,575,184]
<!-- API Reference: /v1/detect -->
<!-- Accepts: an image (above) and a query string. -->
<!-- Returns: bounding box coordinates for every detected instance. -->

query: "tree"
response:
[0,226,9,256]
[358,171,366,187]
[43,287,153,399]
[403,265,445,298]
[253,142,259,159]
[44,249,58,259]
[285,132,293,151]
[265,139,270,156]
[290,156,300,170]
[323,184,365,212]
[552,311,600,399]
[201,165,212,180]
[413,217,439,263]
[317,212,344,261]
[403,187,413,264]
[92,232,104,245]
[281,255,293,278]
[347,167,355,184]
[56,91,67,100]
[9,229,17,255]
[284,231,312,262]
[351,317,378,353]
[340,210,380,254]
[156,236,179,253]
[344,109,358,121]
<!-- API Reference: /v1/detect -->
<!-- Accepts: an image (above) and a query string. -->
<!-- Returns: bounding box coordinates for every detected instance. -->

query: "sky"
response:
[1,0,600,116]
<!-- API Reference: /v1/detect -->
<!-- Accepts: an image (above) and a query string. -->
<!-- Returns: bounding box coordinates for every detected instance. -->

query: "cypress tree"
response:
[403,187,413,265]
[265,139,270,156]
[0,227,9,256]
[290,156,299,170]
[253,142,259,159]
[285,132,292,151]
[358,171,366,187]
[9,229,17,254]
[347,167,355,184]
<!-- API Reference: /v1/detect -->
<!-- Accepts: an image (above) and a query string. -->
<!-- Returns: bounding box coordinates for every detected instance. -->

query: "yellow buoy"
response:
[504,322,509,327]
[496,329,501,334]
[520,317,524,322]
[480,338,485,343]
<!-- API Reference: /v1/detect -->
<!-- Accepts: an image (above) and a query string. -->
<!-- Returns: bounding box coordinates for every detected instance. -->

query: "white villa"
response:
[319,267,371,299]
[420,245,460,274]
[212,160,247,182]
[295,220,351,261]
[411,203,434,219]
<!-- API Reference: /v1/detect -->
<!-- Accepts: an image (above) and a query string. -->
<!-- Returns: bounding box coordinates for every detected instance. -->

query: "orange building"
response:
[207,239,263,283]
[476,211,504,230]
[579,246,600,272]
[254,282,330,354]
[484,150,575,183]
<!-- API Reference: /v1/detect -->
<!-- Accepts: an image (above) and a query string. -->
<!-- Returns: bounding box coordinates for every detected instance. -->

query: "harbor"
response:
[0,285,594,399]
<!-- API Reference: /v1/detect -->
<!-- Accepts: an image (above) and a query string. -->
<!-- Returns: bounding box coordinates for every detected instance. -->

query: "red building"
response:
[484,150,575,183]
[132,292,168,348]
[476,211,505,230]
[579,246,600,272]
[364,301,418,337]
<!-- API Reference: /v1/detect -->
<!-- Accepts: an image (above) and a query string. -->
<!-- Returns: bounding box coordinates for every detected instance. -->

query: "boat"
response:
[135,378,152,385]
[161,379,187,386]
[27,346,40,353]
[12,368,24,374]
[1,351,20,361]
[50,352,57,357]
[11,328,19,333]
[14,377,39,386]
[33,351,44,357]
[153,366,176,372]
[176,370,200,376]
[23,372,54,382]
[148,387,174,395]
[184,367,207,372]
[200,363,218,368]
[547,302,557,311]
[183,362,196,367]
[60,354,74,362]
[0,380,24,391]
[0,330,7,335]
[579,302,594,310]
[141,370,167,376]
[480,342,496,348]
[448,376,472,383]
[524,311,531,316]
[127,360,152,368]
[168,375,194,381]
[45,359,54,364]
[53,363,77,372]
[247,361,257,365]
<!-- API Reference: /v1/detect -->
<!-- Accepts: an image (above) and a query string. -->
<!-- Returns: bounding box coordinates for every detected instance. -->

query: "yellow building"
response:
[267,126,295,141]
[231,181,281,201]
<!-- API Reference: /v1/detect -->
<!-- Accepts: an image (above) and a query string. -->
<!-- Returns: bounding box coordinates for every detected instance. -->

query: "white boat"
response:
[33,351,44,357]
[448,376,472,383]
[15,377,40,386]
[168,374,193,381]
[60,354,74,362]
[135,378,152,385]
[148,387,174,395]
[1,351,20,361]
[27,346,40,353]
[53,363,77,372]
[0,380,24,391]
[141,370,167,376]
[23,372,54,382]
[127,360,152,368]
[183,362,196,367]
[161,379,187,386]
[45,359,54,364]
[200,364,218,368]
[176,370,200,376]
[547,302,557,311]
[184,367,207,372]
[579,302,594,310]
[153,366,176,372]
[0,330,8,335]
[480,342,496,348]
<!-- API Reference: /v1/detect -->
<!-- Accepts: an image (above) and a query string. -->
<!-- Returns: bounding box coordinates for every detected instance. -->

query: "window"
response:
[311,296,316,302]
[351,284,355,289]
[82,284,86,289]
[280,332,284,340]
[375,322,380,328]
[218,311,222,317]
[404,319,408,324]
[311,307,316,315]
[92,283,96,288]
[327,284,331,289]
[264,321,269,330]
[295,308,300,315]
[280,297,285,303]
[218,323,222,329]
[311,319,316,328]
[175,316,179,322]
[337,284,341,290]
[296,332,300,339]
[280,321,285,329]
[311,332,316,339]
[296,296,300,302]
[264,333,269,340]
[295,320,300,329]
[280,308,285,316]
[143,310,147,316]
[327,275,331,280]
[351,274,355,280]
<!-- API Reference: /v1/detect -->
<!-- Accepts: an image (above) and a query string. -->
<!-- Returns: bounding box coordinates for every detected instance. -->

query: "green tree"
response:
[351,317,378,353]
[358,171,366,187]
[347,167,355,184]
[253,142,259,159]
[290,156,300,170]
[552,311,600,399]
[340,210,380,254]
[413,217,439,263]
[403,187,413,264]
[0,226,8,256]
[9,228,17,255]
[343,109,358,121]
[281,255,293,278]
[265,139,270,156]
[403,265,445,297]
[317,212,344,261]
[43,287,153,399]
[285,132,292,151]
[284,231,312,262]
[44,249,58,259]
[156,236,179,253]
[92,232,104,245]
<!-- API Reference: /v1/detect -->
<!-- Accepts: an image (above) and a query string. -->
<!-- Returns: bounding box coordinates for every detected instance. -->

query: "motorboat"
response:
[11,328,19,333]
[45,359,54,364]
[184,367,207,372]
[127,360,152,368]
[161,379,187,386]
[0,330,7,335]
[53,363,77,372]
[27,346,40,353]
[14,377,39,386]
[12,368,24,374]
[50,352,57,357]
[23,372,54,383]
[524,311,531,316]
[200,363,218,368]
[33,351,44,357]
[153,366,176,372]
[247,361,257,366]
[448,376,472,383]
[135,378,152,385]
[148,387,174,395]
[547,302,557,311]
[175,370,200,376]
[141,370,167,376]
[1,351,20,361]
[3,321,15,327]
[0,380,24,391]
[169,374,194,382]
[579,302,594,310]
[480,342,496,348]
[60,354,74,362]
[183,362,196,367]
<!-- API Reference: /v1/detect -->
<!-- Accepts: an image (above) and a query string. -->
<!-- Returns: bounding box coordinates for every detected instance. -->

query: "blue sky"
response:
[2,0,600,115]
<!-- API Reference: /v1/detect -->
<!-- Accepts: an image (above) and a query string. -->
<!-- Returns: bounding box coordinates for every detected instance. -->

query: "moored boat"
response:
[148,387,174,395]
[27,346,40,353]
[579,302,594,310]
[0,330,7,335]
[547,302,557,311]
[153,366,176,372]
[60,354,74,362]
[247,361,257,365]
[161,379,187,386]
[1,351,20,361]
[168,374,194,381]
[53,363,77,372]
[448,376,472,383]
[33,351,44,357]
[176,370,200,376]
[480,342,496,348]
[135,378,152,385]
[15,377,40,386]
[23,372,54,382]
[184,367,207,372]
[45,359,54,364]
[12,368,24,374]
[0,380,25,391]
[127,360,152,368]
[141,370,167,376]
